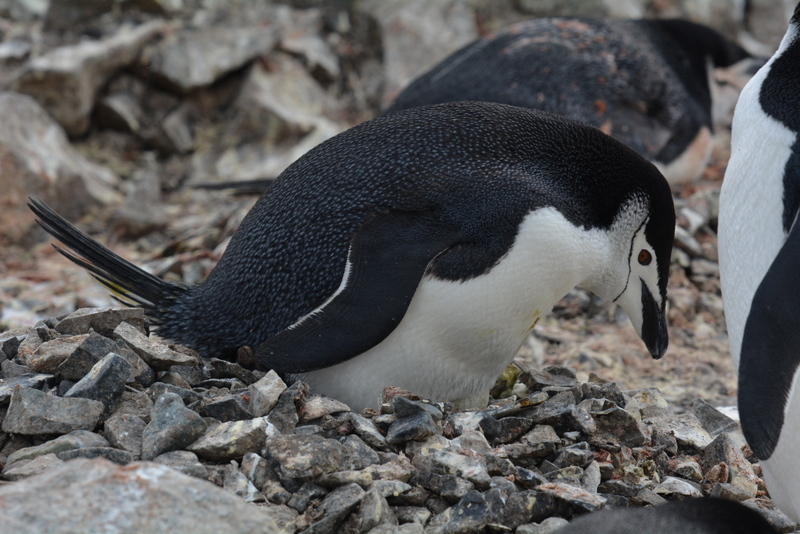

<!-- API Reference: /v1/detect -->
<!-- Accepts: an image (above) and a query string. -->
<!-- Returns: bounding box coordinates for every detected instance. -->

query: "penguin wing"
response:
[738,215,800,461]
[255,210,462,374]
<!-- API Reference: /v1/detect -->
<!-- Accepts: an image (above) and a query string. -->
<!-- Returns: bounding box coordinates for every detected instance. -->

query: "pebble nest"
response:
[0,306,797,534]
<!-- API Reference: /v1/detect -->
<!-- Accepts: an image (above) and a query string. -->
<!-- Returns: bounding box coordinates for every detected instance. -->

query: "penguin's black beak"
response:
[640,278,668,359]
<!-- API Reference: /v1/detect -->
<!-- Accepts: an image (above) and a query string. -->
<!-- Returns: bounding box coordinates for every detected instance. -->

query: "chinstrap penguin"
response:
[31,101,675,411]
[718,2,800,523]
[386,17,762,188]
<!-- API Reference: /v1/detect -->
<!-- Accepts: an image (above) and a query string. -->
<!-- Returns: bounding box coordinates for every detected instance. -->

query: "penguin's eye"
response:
[638,250,652,266]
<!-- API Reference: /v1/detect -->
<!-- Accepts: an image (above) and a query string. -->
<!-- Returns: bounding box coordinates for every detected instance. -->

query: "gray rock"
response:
[742,498,799,533]
[110,388,154,423]
[265,433,348,480]
[584,401,646,448]
[0,458,286,533]
[2,386,103,435]
[386,411,438,445]
[1,453,64,481]
[300,395,352,422]
[711,482,753,502]
[144,26,278,93]
[248,370,286,417]
[702,432,758,498]
[0,373,55,403]
[25,334,88,373]
[13,21,164,137]
[316,469,374,489]
[537,482,607,514]
[267,381,308,433]
[653,476,704,499]
[409,471,474,504]
[240,452,277,491]
[64,353,132,416]
[5,430,109,467]
[207,358,259,386]
[104,413,146,459]
[581,461,602,493]
[553,443,595,468]
[692,398,741,437]
[287,481,328,512]
[152,450,208,479]
[221,461,261,502]
[55,331,116,381]
[58,446,133,465]
[147,382,202,405]
[349,412,392,451]
[393,505,431,525]
[426,489,498,534]
[647,412,713,450]
[502,490,558,529]
[141,392,208,461]
[305,483,366,533]
[55,308,146,338]
[517,516,571,534]
[0,92,121,244]
[666,456,703,483]
[392,395,444,421]
[113,322,199,370]
[95,93,142,133]
[188,417,272,462]
[199,394,252,422]
[419,449,491,489]
[341,434,381,471]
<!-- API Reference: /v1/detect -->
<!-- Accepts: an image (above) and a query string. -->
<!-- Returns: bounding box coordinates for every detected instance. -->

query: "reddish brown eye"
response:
[638,250,652,266]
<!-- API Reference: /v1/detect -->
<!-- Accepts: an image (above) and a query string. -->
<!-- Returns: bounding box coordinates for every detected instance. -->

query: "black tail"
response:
[28,198,187,325]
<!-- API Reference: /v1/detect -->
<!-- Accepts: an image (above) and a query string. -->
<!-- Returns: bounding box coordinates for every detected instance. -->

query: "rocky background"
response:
[0,0,797,532]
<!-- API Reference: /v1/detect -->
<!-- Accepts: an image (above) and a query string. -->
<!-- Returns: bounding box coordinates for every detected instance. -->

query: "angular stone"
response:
[208,358,259,386]
[666,456,703,483]
[394,506,431,526]
[2,453,64,481]
[146,382,202,406]
[702,432,758,498]
[64,353,131,417]
[111,388,153,423]
[586,402,646,448]
[349,412,392,451]
[0,458,284,532]
[152,450,208,479]
[387,411,438,445]
[519,365,578,392]
[418,449,491,489]
[502,490,558,529]
[392,396,444,421]
[267,381,308,433]
[0,373,55,404]
[248,370,287,417]
[54,332,116,381]
[199,394,252,422]
[144,26,279,93]
[647,412,713,450]
[13,22,164,136]
[316,469,374,489]
[711,482,753,502]
[188,417,272,462]
[626,388,670,418]
[26,334,88,373]
[517,517,570,534]
[2,387,103,435]
[426,490,498,534]
[58,447,133,465]
[141,392,208,461]
[553,443,594,468]
[95,92,141,133]
[104,413,146,459]
[536,482,607,513]
[113,322,199,370]
[221,462,261,502]
[6,430,108,467]
[409,471,474,504]
[300,395,352,422]
[341,435,381,471]
[653,476,704,499]
[287,481,328,513]
[265,433,348,480]
[55,308,146,338]
[692,398,741,437]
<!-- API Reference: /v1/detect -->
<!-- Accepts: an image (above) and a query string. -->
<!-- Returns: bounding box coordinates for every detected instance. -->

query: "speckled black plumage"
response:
[32,102,673,367]
[386,18,751,165]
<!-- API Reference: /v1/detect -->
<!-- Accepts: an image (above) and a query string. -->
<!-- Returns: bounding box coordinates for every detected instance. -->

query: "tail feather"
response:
[28,198,186,320]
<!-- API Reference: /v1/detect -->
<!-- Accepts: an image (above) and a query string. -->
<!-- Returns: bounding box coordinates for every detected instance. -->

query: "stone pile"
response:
[0,306,796,533]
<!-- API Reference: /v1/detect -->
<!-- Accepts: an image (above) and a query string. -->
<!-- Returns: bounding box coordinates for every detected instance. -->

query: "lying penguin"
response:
[718,1,800,523]
[31,101,675,411]
[387,17,760,187]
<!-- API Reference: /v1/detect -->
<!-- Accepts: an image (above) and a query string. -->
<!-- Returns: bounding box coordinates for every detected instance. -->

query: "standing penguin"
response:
[386,17,760,187]
[718,2,800,523]
[31,102,675,411]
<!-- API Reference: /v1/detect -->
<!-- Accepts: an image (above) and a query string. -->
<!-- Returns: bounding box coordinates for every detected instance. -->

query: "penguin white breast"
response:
[718,57,796,367]
[761,378,800,522]
[299,207,612,411]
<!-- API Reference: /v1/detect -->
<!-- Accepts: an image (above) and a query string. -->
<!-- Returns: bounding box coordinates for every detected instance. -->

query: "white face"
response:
[612,225,663,338]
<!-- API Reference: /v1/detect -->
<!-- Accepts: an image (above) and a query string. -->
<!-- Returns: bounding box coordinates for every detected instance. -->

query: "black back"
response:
[386,18,750,164]
[158,102,673,358]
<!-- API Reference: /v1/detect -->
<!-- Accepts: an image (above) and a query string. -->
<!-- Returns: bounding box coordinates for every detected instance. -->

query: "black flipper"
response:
[739,216,800,460]
[256,210,462,373]
[28,198,186,320]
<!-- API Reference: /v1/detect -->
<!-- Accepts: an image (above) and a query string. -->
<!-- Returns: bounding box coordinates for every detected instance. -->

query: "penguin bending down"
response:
[387,17,761,188]
[31,102,675,411]
[718,2,800,523]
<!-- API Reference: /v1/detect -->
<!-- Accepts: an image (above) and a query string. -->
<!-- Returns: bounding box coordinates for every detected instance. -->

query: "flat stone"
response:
[392,396,444,421]
[418,449,491,489]
[288,481,328,513]
[110,388,153,422]
[103,414,146,459]
[188,417,272,462]
[536,482,607,514]
[553,443,595,468]
[1,453,64,481]
[519,365,578,392]
[58,447,133,465]
[316,469,374,488]
[702,432,758,498]
[267,381,307,433]
[409,471,474,504]
[144,26,279,93]
[517,517,570,534]
[13,22,164,136]
[349,412,392,451]
[64,353,131,417]
[6,430,108,467]
[666,456,703,483]
[341,435,381,471]
[0,458,285,533]
[141,392,208,461]
[221,462,261,502]
[626,388,670,418]
[146,382,202,406]
[653,476,704,499]
[426,490,498,534]
[711,482,753,502]
[300,395,352,422]
[647,412,713,450]
[152,450,208,479]
[265,433,348,480]
[584,402,646,448]
[502,490,558,529]
[248,370,286,417]
[54,308,146,338]
[2,387,103,435]
[692,398,741,437]
[240,452,278,491]
[394,505,431,526]
[208,358,259,386]
[113,322,199,370]
[0,373,55,404]
[305,483,365,532]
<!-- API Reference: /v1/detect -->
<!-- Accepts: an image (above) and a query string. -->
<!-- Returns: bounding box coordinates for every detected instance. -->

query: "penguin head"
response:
[588,193,672,360]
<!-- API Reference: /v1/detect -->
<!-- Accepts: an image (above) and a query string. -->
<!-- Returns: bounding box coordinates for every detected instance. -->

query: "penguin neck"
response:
[719,25,799,368]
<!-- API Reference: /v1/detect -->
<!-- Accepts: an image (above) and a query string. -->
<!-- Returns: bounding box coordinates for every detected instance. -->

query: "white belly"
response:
[761,373,800,523]
[299,208,608,411]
